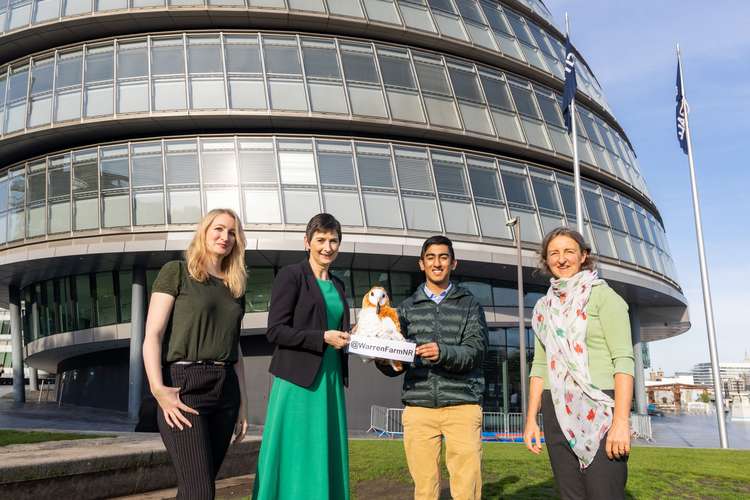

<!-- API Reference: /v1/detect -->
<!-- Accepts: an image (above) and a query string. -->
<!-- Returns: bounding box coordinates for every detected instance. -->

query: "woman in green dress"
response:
[253,213,351,500]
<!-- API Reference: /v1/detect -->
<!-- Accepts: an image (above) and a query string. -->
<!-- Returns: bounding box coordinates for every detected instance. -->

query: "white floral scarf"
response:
[532,270,614,468]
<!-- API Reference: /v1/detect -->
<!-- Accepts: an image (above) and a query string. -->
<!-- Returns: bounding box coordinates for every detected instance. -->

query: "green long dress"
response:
[252,278,350,500]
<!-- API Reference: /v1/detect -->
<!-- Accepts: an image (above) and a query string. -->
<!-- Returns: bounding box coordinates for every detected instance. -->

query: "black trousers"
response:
[158,364,241,500]
[541,390,628,500]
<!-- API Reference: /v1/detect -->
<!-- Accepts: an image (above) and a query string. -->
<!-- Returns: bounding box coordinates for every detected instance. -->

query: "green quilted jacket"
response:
[382,283,489,408]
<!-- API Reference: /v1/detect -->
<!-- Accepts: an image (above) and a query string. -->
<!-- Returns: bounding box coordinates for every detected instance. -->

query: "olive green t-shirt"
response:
[529,284,634,390]
[153,261,245,363]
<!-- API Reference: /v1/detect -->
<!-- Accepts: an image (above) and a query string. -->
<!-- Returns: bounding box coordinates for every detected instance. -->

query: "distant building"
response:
[692,359,750,386]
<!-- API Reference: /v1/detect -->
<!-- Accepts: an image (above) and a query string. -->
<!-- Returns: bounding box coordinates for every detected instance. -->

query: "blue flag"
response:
[675,58,689,154]
[562,36,577,133]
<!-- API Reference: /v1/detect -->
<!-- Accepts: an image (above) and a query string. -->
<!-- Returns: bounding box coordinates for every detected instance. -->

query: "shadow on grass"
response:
[482,475,637,499]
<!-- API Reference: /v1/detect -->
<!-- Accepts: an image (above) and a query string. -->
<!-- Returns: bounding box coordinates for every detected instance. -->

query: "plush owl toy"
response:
[353,286,404,370]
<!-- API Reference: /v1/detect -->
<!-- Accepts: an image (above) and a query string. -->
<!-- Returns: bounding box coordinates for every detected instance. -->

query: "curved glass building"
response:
[1,0,689,427]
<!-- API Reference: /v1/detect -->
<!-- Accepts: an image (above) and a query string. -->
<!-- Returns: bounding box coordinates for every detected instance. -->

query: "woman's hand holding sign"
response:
[324,330,350,349]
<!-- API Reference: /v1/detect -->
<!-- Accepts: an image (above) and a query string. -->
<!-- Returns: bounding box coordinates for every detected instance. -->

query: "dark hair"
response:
[538,227,597,275]
[420,235,455,261]
[305,213,342,242]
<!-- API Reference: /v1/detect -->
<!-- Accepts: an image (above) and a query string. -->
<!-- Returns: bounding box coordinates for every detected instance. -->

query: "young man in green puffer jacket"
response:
[378,235,488,500]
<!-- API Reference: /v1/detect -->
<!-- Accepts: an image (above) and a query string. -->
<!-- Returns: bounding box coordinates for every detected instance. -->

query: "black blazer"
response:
[266,259,350,388]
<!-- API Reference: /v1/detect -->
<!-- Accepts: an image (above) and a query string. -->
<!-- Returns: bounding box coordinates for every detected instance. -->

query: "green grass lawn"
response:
[349,440,750,499]
[0,429,103,447]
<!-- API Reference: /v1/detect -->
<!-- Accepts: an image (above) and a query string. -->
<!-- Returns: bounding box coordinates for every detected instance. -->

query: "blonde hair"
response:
[185,208,247,298]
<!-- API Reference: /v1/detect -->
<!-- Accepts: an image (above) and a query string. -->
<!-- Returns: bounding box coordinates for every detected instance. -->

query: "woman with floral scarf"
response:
[523,227,634,499]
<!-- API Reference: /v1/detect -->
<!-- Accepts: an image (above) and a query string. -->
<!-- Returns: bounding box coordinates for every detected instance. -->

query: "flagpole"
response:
[566,13,583,234]
[677,45,729,448]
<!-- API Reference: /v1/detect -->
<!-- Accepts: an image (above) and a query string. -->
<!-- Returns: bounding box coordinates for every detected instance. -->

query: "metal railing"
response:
[630,413,653,441]
[370,405,652,442]
[369,406,543,442]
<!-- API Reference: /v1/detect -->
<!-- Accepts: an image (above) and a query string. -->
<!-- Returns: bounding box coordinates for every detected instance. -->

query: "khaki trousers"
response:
[402,404,483,500]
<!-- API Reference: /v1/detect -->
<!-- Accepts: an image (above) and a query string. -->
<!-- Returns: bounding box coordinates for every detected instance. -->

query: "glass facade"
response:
[0,32,649,197]
[0,134,677,281]
[21,265,547,340]
[0,1,607,109]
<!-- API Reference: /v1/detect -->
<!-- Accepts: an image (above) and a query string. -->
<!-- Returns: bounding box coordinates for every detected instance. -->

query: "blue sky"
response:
[544,1,750,374]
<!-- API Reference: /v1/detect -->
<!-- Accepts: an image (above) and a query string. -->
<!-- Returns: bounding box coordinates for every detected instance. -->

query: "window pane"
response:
[583,190,607,225]
[74,197,98,230]
[530,177,560,212]
[31,59,54,95]
[75,275,93,329]
[327,0,363,17]
[117,80,149,113]
[302,41,341,79]
[49,202,70,233]
[131,143,163,187]
[95,272,117,326]
[187,37,223,74]
[509,84,539,118]
[395,148,433,192]
[85,46,114,83]
[423,95,461,128]
[102,194,129,227]
[238,140,277,184]
[322,190,362,226]
[205,189,240,214]
[278,151,316,185]
[246,268,274,312]
[244,189,281,223]
[153,79,187,111]
[341,45,379,84]
[509,208,540,242]
[225,37,262,74]
[283,189,320,224]
[117,41,148,79]
[356,152,394,188]
[133,191,164,225]
[448,66,483,102]
[263,38,302,75]
[165,140,199,185]
[501,170,532,206]
[168,190,201,224]
[57,51,83,87]
[476,204,511,238]
[604,197,626,232]
[363,192,401,228]
[468,165,501,202]
[441,200,477,234]
[318,151,356,186]
[190,78,226,109]
[308,82,348,114]
[414,60,451,95]
[433,161,467,196]
[119,271,132,323]
[536,92,563,127]
[347,85,387,117]
[403,196,440,231]
[268,80,307,111]
[151,38,185,76]
[378,51,416,88]
[201,140,237,184]
[73,150,99,194]
[228,78,266,109]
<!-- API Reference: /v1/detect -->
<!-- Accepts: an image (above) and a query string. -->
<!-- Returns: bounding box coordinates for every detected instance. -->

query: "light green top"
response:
[530,284,634,390]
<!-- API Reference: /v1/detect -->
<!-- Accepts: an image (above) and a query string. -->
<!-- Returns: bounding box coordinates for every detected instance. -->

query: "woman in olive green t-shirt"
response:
[142,208,249,500]
[523,227,634,500]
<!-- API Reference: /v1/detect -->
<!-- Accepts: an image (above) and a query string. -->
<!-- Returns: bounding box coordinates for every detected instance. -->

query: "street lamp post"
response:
[506,217,527,422]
